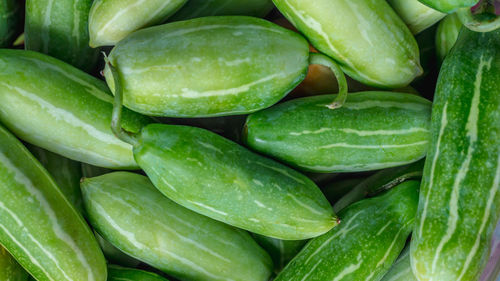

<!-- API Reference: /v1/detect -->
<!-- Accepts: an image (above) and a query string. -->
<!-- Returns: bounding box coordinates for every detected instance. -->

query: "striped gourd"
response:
[28,145,84,213]
[252,234,308,273]
[411,28,500,281]
[104,16,347,117]
[418,0,477,13]
[0,246,29,281]
[272,0,422,88]
[88,0,188,47]
[275,180,420,281]
[169,0,274,21]
[131,124,337,240]
[380,246,417,281]
[25,0,99,72]
[436,14,462,62]
[107,265,168,281]
[0,124,106,281]
[94,232,140,268]
[0,50,151,169]
[81,172,273,281]
[387,0,445,34]
[0,0,21,47]
[245,91,431,173]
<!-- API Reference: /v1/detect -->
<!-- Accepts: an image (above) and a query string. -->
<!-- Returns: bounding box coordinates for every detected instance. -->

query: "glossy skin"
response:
[275,180,419,281]
[245,92,431,173]
[25,0,99,72]
[0,124,106,281]
[0,0,21,47]
[104,16,309,117]
[411,29,500,281]
[381,247,418,281]
[272,0,422,88]
[134,124,336,240]
[94,232,140,268]
[388,0,445,34]
[88,0,188,47]
[107,265,168,281]
[169,0,274,21]
[0,50,151,169]
[0,246,29,281]
[82,172,273,281]
[418,0,476,13]
[436,14,462,62]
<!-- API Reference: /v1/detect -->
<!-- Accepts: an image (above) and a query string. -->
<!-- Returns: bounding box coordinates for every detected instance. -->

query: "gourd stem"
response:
[104,54,139,146]
[308,52,348,109]
[457,2,500,32]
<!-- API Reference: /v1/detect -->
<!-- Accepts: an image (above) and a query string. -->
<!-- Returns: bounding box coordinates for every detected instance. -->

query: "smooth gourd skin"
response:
[81,172,273,281]
[28,145,84,214]
[103,16,310,117]
[0,50,151,169]
[380,247,417,281]
[107,265,169,281]
[436,14,462,62]
[245,91,431,173]
[418,0,476,13]
[275,180,419,281]
[411,28,500,281]
[94,232,141,268]
[0,124,106,281]
[88,0,188,47]
[387,0,445,34]
[134,124,336,240]
[0,246,29,281]
[272,0,422,88]
[0,0,21,47]
[25,0,99,72]
[169,0,274,21]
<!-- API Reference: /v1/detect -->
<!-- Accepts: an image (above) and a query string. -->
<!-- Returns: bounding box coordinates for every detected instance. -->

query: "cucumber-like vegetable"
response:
[245,91,431,173]
[0,0,21,47]
[107,265,168,281]
[418,0,476,13]
[169,0,274,21]
[0,124,106,281]
[436,14,462,62]
[27,145,84,213]
[81,172,273,281]
[88,0,188,47]
[132,124,337,240]
[25,0,99,72]
[252,234,308,273]
[103,16,348,117]
[0,50,151,169]
[388,0,445,34]
[322,178,365,204]
[411,28,500,281]
[94,232,141,268]
[275,180,419,281]
[272,0,422,88]
[380,246,418,281]
[456,1,500,32]
[0,246,29,281]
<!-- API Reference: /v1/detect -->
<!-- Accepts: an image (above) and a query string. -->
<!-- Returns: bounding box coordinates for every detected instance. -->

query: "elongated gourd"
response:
[411,28,500,281]
[275,180,419,281]
[381,247,417,281]
[25,0,99,72]
[0,50,151,169]
[272,0,423,88]
[94,232,141,268]
[418,0,477,13]
[245,91,431,173]
[0,0,21,47]
[81,172,273,281]
[0,246,29,281]
[88,0,188,47]
[107,265,168,281]
[0,124,106,281]
[104,16,348,117]
[169,0,274,21]
[436,14,462,62]
[388,0,445,34]
[252,234,308,272]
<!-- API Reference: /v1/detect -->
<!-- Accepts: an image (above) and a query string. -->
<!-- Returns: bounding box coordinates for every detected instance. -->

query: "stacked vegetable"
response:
[0,0,499,280]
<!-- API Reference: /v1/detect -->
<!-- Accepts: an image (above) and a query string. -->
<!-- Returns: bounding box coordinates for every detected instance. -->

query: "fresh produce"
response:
[418,0,477,13]
[252,234,308,272]
[436,14,463,61]
[388,0,445,34]
[82,172,273,281]
[411,28,500,281]
[380,247,418,281]
[245,91,431,173]
[0,246,29,281]
[0,0,21,47]
[94,232,141,268]
[107,265,169,281]
[322,177,365,204]
[0,124,106,281]
[169,0,274,21]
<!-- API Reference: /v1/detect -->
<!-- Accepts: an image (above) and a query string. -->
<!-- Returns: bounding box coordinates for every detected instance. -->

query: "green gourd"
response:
[380,247,417,281]
[0,246,29,281]
[169,0,274,21]
[0,0,21,47]
[436,14,463,62]
[107,265,169,281]
[387,0,445,34]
